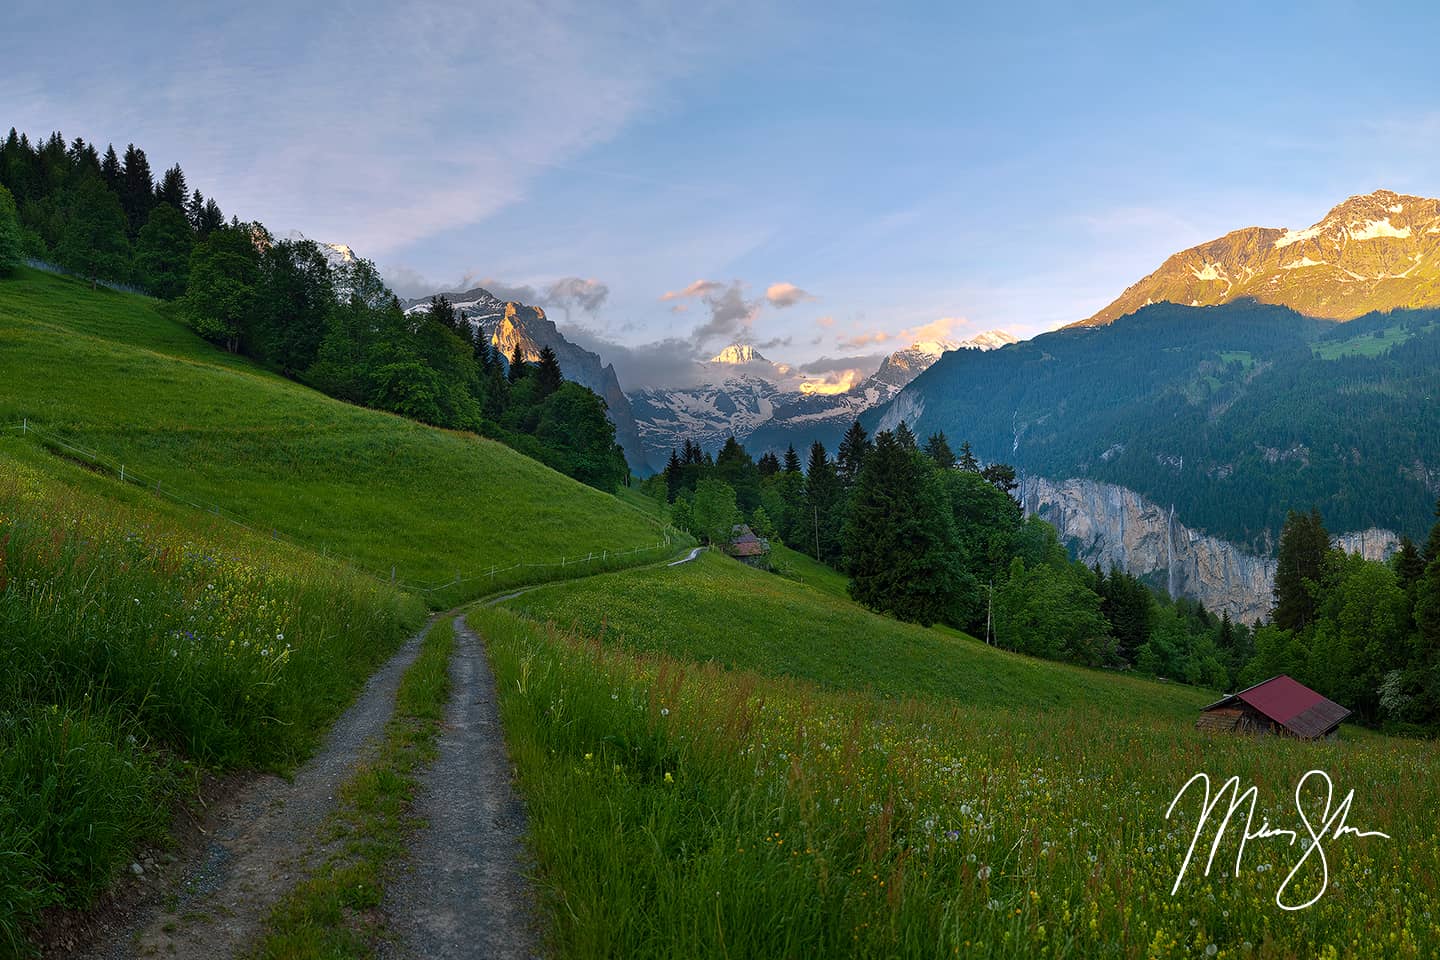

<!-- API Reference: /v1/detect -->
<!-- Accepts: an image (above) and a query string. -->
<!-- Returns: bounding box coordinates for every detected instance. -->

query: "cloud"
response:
[691,281,761,344]
[798,369,866,395]
[837,315,971,350]
[543,276,610,316]
[560,327,711,389]
[795,353,889,375]
[765,281,816,308]
[660,278,724,301]
[815,315,836,328]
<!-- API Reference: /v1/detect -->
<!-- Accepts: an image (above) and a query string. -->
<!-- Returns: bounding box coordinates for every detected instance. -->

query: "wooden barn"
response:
[726,524,771,568]
[1196,675,1350,740]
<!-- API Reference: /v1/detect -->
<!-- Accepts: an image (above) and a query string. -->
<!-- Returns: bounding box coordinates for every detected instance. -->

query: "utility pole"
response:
[813,503,820,560]
[985,579,994,645]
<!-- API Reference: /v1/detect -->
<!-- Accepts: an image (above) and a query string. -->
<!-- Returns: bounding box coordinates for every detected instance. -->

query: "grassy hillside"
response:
[0,267,670,596]
[510,550,1210,720]
[483,554,1440,958]
[0,442,425,952]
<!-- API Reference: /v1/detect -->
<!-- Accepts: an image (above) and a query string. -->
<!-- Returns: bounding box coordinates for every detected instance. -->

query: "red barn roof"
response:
[1199,675,1350,740]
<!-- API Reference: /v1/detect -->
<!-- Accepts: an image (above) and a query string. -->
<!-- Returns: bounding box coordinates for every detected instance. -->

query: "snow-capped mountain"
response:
[1069,189,1440,327]
[630,331,1017,463]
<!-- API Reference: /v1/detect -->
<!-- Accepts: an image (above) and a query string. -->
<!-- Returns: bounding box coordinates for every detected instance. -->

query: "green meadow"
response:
[486,554,1440,959]
[0,267,670,592]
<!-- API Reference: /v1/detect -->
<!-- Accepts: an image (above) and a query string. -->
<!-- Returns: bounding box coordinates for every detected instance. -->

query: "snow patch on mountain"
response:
[1349,218,1411,241]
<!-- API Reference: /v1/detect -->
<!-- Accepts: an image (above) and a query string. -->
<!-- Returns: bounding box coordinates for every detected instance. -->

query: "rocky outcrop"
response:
[1020,476,1400,624]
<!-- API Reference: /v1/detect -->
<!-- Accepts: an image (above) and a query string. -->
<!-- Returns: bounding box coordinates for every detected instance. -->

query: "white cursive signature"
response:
[1165,769,1390,910]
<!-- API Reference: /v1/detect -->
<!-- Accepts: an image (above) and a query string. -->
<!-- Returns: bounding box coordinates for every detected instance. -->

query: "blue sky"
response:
[8,1,1440,388]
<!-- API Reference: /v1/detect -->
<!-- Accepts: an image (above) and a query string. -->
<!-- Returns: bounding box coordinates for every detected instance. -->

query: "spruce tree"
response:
[894,420,917,451]
[100,145,121,190]
[957,440,980,472]
[535,345,563,396]
[1423,499,1440,566]
[507,343,527,382]
[120,144,156,236]
[1272,508,1330,632]
[156,164,189,209]
[804,441,843,564]
[837,420,872,488]
[924,431,956,470]
[782,444,802,475]
[664,449,683,502]
[982,462,1018,494]
[843,430,961,626]
[472,321,491,368]
[757,451,780,477]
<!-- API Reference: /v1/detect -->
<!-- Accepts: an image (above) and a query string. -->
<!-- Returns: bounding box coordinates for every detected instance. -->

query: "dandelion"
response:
[583,752,593,762]
[1206,946,1218,957]
[664,771,674,784]
[977,865,991,882]
[661,707,670,716]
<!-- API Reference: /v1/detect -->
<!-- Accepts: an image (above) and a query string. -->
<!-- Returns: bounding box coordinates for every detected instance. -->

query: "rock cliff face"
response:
[1019,476,1400,624]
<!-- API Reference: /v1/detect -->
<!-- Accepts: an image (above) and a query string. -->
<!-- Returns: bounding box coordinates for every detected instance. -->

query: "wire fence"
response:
[4,418,678,595]
[22,258,150,296]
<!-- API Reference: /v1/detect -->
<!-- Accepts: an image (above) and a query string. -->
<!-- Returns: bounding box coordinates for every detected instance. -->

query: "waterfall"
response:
[1165,504,1177,599]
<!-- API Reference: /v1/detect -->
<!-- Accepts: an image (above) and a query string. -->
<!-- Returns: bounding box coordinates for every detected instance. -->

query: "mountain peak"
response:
[709,344,766,364]
[1071,189,1440,327]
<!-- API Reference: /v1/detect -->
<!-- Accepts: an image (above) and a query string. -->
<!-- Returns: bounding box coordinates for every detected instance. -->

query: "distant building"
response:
[726,523,770,568]
[1196,675,1350,740]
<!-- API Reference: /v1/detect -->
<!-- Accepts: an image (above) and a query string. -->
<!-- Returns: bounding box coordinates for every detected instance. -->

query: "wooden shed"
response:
[1196,675,1350,740]
[726,523,770,568]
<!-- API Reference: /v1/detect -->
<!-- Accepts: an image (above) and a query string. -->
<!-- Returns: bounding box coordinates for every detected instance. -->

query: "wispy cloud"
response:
[660,279,725,301]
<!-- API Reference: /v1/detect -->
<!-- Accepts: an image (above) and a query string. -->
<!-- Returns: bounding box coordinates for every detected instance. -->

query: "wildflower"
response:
[664,771,674,784]
[583,752,593,762]
[276,632,284,641]
[661,707,670,716]
[977,865,991,882]
[1206,946,1218,957]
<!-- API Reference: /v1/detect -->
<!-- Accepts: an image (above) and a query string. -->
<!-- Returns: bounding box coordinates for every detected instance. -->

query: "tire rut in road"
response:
[379,617,539,960]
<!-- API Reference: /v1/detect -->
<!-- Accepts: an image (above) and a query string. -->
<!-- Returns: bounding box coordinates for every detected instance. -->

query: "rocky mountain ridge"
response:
[1072,189,1440,326]
[1021,476,1399,623]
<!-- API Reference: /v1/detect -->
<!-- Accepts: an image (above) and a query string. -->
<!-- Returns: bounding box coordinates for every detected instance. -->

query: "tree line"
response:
[642,422,1225,674]
[0,128,627,490]
[1249,505,1440,732]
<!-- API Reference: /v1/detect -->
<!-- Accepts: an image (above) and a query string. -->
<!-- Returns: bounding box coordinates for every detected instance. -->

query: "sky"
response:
[8,0,1440,390]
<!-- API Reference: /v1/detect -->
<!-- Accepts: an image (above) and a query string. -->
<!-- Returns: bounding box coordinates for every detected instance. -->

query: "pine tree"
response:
[843,430,961,626]
[427,295,457,332]
[1272,508,1330,632]
[187,189,205,229]
[924,431,956,470]
[757,451,780,477]
[507,343,527,382]
[957,440,980,473]
[894,420,917,451]
[197,198,225,237]
[535,345,563,396]
[982,462,1018,494]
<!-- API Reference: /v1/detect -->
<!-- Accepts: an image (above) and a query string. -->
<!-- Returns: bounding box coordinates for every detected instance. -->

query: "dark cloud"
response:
[692,281,760,344]
[560,326,710,389]
[543,276,609,314]
[796,353,888,375]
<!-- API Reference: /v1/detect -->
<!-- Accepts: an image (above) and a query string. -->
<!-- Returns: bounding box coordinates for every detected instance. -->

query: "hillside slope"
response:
[867,299,1440,550]
[0,267,668,595]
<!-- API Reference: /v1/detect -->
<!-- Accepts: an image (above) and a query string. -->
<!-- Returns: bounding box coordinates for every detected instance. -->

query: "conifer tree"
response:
[472,321,491,368]
[957,440,980,472]
[894,420,917,451]
[1272,508,1330,632]
[837,421,872,488]
[156,164,189,209]
[1423,499,1440,566]
[782,444,802,475]
[804,441,843,564]
[535,345,563,396]
[981,462,1018,494]
[120,144,156,235]
[757,451,780,477]
[843,429,960,626]
[100,144,121,190]
[507,343,527,382]
[664,448,683,502]
[924,431,956,470]
[1397,535,1425,588]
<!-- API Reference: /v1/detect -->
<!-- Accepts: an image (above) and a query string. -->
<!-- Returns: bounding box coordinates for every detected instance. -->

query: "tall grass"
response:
[477,606,1440,959]
[0,456,423,953]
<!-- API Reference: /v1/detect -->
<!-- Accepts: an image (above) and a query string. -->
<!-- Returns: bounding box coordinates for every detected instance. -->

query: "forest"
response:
[0,128,627,490]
